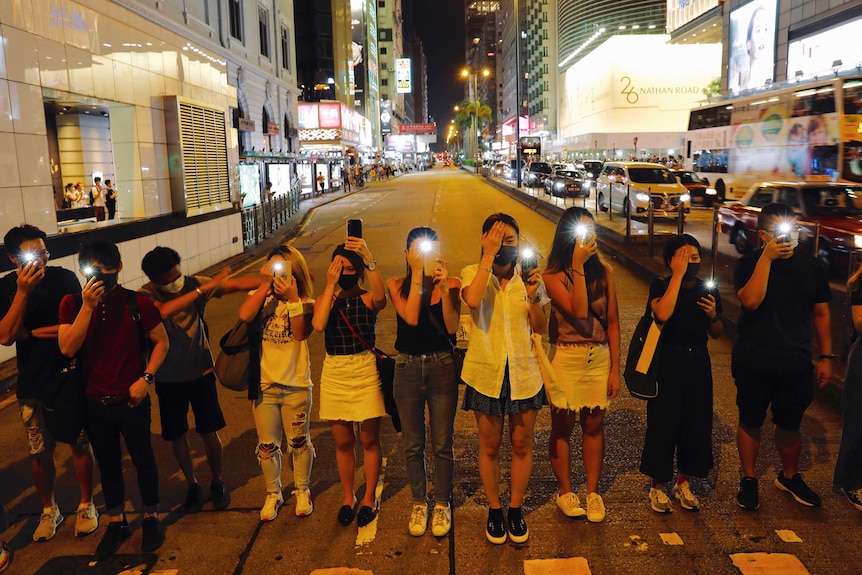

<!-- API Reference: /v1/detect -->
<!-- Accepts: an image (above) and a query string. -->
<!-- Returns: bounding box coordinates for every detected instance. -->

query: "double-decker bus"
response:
[685,75,862,201]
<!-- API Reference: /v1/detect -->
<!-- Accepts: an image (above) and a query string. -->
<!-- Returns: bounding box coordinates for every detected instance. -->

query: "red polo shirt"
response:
[59,287,162,395]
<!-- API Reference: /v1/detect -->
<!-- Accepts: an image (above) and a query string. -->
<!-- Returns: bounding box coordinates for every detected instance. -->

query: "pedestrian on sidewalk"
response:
[460,213,546,545]
[733,203,832,511]
[0,225,99,543]
[58,240,170,560]
[639,234,723,514]
[316,172,325,195]
[312,239,387,529]
[542,208,620,524]
[386,227,461,537]
[140,247,260,514]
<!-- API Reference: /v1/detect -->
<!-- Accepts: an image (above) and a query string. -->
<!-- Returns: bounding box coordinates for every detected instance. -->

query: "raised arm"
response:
[463,222,505,309]
[312,258,342,332]
[737,238,787,310]
[58,277,104,357]
[0,263,45,346]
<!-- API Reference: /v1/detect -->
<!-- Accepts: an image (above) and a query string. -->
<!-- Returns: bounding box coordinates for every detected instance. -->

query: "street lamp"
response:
[461,67,490,173]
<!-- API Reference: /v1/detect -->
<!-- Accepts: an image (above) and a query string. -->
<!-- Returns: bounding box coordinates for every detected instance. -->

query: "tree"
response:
[455,98,492,163]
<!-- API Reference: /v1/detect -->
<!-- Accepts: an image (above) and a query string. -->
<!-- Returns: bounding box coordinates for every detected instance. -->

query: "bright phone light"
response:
[521,248,535,259]
[705,279,716,290]
[778,222,792,234]
[420,240,433,253]
[83,266,94,276]
[575,225,588,238]
[272,262,283,272]
[22,252,36,263]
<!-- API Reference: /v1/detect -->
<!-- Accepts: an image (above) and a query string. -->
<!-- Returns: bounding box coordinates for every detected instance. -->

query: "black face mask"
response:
[338,274,360,291]
[95,272,119,292]
[683,263,700,281]
[495,245,519,267]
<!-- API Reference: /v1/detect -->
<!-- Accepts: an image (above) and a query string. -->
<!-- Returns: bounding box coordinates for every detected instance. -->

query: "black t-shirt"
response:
[0,267,81,400]
[732,250,831,372]
[649,277,722,347]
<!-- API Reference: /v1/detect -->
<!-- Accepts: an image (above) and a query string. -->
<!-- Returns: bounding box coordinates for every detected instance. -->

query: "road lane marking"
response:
[775,530,803,543]
[524,557,591,574]
[730,552,811,574]
[659,532,684,546]
[310,569,374,575]
[355,457,387,547]
[627,535,649,551]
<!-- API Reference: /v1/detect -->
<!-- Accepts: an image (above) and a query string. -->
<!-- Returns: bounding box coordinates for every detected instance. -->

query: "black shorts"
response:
[155,373,226,441]
[732,364,814,432]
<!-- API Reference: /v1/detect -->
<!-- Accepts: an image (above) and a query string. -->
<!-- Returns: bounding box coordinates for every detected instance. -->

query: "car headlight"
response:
[680,194,691,203]
[587,172,594,178]
[635,192,650,202]
[855,235,862,249]
[555,182,565,189]
[705,188,717,195]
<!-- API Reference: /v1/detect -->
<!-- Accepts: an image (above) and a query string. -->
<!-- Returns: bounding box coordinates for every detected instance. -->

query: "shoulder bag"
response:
[214,311,261,394]
[623,294,663,400]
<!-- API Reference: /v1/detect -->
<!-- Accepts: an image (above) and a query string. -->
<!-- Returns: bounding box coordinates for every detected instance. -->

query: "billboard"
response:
[297,104,319,129]
[727,0,777,93]
[395,58,412,94]
[351,0,367,115]
[380,100,392,135]
[787,17,862,78]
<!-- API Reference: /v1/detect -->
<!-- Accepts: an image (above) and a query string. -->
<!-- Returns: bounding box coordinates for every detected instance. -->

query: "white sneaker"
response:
[408,504,428,536]
[586,493,606,523]
[430,505,451,537]
[293,489,313,517]
[556,491,586,518]
[260,492,284,522]
[649,487,672,514]
[673,480,700,511]
[33,505,64,542]
[75,502,99,536]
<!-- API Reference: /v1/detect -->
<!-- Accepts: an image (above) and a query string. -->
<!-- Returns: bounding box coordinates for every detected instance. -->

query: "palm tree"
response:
[455,99,492,164]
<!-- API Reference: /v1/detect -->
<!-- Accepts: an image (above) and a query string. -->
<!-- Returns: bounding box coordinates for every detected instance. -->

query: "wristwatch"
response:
[142,372,155,384]
[365,259,377,271]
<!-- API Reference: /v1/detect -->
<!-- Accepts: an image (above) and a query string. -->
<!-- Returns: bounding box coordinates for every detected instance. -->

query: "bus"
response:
[685,75,862,201]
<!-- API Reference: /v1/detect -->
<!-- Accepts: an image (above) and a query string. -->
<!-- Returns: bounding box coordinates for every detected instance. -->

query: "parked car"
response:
[523,162,553,188]
[671,169,720,206]
[544,169,591,198]
[717,181,862,272]
[493,162,507,177]
[503,159,523,181]
[596,161,690,219]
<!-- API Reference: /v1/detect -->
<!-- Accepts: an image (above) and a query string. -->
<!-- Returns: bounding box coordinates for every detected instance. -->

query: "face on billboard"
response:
[728,0,777,93]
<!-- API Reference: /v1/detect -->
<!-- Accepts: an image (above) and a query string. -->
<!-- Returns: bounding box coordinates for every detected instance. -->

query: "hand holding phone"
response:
[421,240,439,276]
[347,218,363,238]
[520,248,538,280]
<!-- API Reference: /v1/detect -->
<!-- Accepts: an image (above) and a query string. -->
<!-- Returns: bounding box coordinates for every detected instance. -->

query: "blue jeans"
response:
[393,352,458,504]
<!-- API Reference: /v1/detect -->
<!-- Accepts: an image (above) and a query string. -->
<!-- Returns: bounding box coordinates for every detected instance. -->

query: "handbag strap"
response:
[336,304,385,360]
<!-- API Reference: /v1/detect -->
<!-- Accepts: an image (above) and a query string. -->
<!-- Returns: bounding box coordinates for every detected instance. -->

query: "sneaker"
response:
[843,488,862,511]
[0,540,11,573]
[506,507,529,544]
[211,480,231,511]
[486,508,506,545]
[94,517,131,560]
[774,472,821,507]
[293,489,314,517]
[408,504,428,536]
[649,487,672,514]
[260,492,284,522]
[673,481,700,511]
[736,477,759,511]
[184,483,204,514]
[431,505,452,537]
[75,502,99,536]
[33,505,64,542]
[140,516,165,553]
[556,491,586,518]
[586,493,606,523]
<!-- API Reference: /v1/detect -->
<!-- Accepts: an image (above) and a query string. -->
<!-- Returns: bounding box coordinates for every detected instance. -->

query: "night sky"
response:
[411,0,466,148]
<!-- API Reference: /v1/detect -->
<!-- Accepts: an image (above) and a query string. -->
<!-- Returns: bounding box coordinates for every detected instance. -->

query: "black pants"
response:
[639,344,714,483]
[86,395,160,515]
[106,199,116,219]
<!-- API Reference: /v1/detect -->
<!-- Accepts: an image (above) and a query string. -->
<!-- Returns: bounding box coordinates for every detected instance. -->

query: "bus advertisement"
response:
[686,76,862,201]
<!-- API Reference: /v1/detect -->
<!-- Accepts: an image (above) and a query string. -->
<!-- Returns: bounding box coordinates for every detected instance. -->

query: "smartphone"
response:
[422,240,439,276]
[272,260,291,280]
[347,218,363,238]
[773,223,792,243]
[520,249,538,280]
[21,252,42,268]
[703,279,717,294]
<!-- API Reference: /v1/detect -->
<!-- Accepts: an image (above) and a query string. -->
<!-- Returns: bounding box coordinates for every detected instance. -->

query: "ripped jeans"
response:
[252,384,314,493]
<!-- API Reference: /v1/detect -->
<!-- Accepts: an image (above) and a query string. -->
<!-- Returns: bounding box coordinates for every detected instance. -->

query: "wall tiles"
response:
[141,178,159,215]
[0,186,26,237]
[36,37,70,91]
[1,25,40,85]
[8,81,47,135]
[0,132,21,187]
[14,133,51,186]
[0,0,35,34]
[91,54,116,101]
[184,222,199,256]
[156,178,170,213]
[21,184,58,235]
[67,46,95,96]
[0,80,13,133]
[112,60,135,105]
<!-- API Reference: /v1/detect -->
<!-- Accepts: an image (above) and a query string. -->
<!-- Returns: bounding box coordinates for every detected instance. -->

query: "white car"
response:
[596,162,690,218]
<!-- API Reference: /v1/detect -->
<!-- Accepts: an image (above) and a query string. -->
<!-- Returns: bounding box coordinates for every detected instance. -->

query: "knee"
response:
[287,434,315,457]
[582,419,604,437]
[510,436,533,459]
[479,439,502,459]
[256,442,281,462]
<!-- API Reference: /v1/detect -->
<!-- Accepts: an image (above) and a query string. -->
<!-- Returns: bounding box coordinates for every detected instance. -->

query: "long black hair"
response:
[398,226,438,300]
[545,207,608,301]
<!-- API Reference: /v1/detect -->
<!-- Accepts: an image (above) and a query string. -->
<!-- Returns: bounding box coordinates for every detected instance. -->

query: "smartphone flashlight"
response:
[575,224,588,239]
[22,252,36,264]
[83,266,95,279]
[272,262,283,273]
[705,279,717,290]
[419,240,433,253]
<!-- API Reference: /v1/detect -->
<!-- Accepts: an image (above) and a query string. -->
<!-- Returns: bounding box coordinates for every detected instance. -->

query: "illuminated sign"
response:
[267,122,280,135]
[395,58,412,94]
[398,123,435,134]
[318,103,342,129]
[297,104,319,129]
[787,17,862,78]
[727,0,777,94]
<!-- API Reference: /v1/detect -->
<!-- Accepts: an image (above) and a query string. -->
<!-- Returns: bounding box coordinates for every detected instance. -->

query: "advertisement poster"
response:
[297,104,319,129]
[727,0,777,93]
[395,58,412,94]
[239,164,261,207]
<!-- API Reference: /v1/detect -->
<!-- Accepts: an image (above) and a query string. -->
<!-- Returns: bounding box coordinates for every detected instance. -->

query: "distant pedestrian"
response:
[317,172,325,195]
[104,180,117,219]
[640,234,722,514]
[90,177,105,221]
[263,181,273,202]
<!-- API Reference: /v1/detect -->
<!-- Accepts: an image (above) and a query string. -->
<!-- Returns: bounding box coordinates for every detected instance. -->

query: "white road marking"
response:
[775,530,803,543]
[627,535,649,551]
[355,457,387,547]
[730,552,811,574]
[659,532,684,546]
[524,557,592,575]
[0,396,17,411]
[310,568,374,575]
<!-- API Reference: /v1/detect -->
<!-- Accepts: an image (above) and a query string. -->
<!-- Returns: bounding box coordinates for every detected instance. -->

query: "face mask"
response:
[159,275,185,294]
[495,245,519,267]
[683,262,701,281]
[96,272,119,292]
[338,274,360,291]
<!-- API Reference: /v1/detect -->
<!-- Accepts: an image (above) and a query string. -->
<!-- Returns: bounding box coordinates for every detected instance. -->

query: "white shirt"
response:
[459,263,547,400]
[90,185,105,207]
[259,295,314,388]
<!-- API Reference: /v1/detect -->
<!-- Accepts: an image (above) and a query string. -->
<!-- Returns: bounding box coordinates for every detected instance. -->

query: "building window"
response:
[280,26,290,70]
[229,0,243,41]
[378,0,385,6]
[258,6,270,58]
[381,78,388,86]
[380,47,387,55]
[379,28,393,42]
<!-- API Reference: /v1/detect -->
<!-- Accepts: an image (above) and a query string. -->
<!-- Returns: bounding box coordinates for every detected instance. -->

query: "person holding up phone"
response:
[386,227,461,537]
[238,246,317,523]
[733,203,832,511]
[639,234,723,514]
[542,207,620,523]
[460,213,546,544]
[312,230,387,529]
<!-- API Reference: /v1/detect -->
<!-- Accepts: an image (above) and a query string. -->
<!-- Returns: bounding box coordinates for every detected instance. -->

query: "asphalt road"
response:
[1,167,859,575]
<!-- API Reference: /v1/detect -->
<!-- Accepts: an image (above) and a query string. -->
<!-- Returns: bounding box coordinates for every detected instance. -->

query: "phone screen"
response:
[347,218,363,238]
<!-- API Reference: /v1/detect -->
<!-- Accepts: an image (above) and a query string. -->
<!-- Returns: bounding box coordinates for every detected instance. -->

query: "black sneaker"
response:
[184,483,203,514]
[736,477,759,511]
[506,507,529,544]
[141,516,165,553]
[774,472,821,507]
[486,508,506,545]
[95,517,131,560]
[211,480,231,511]
[843,488,862,511]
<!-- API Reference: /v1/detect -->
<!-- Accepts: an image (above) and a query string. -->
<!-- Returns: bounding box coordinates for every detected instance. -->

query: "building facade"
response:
[377,0,405,132]
[524,0,556,145]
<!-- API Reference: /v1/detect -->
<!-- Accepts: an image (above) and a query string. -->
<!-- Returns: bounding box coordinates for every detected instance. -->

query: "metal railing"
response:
[241,185,301,248]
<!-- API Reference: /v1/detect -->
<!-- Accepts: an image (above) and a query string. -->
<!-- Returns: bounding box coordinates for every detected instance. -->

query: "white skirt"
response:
[319,350,387,422]
[547,344,611,412]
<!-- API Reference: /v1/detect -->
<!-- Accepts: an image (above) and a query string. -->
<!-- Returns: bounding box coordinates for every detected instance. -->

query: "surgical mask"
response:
[683,262,700,281]
[159,275,185,294]
[495,245,519,267]
[338,274,360,291]
[96,272,119,292]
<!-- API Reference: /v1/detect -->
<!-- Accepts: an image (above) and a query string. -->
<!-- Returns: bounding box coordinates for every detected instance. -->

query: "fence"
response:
[241,185,301,248]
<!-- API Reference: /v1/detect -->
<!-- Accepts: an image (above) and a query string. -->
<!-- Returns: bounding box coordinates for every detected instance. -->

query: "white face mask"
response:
[159,275,185,294]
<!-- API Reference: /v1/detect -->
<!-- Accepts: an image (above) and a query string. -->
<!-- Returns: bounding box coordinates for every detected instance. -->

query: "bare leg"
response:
[32,450,57,510]
[171,433,197,485]
[549,409,578,495]
[774,427,801,478]
[330,421,357,506]
[581,407,606,494]
[737,423,762,478]
[509,409,538,508]
[70,443,96,505]
[474,413,504,508]
[358,418,382,508]
[200,432,224,482]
